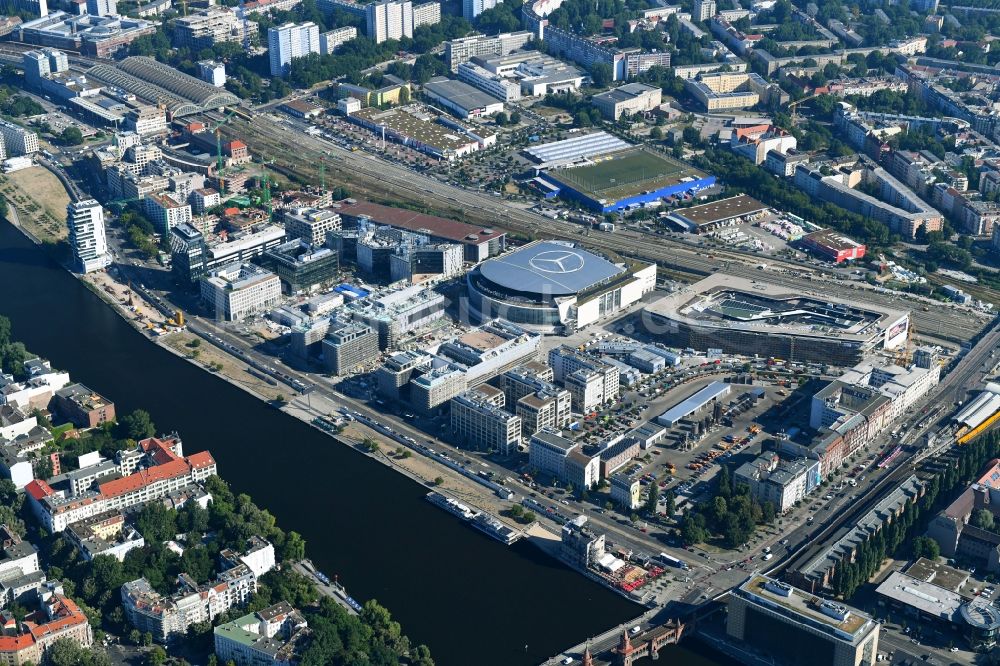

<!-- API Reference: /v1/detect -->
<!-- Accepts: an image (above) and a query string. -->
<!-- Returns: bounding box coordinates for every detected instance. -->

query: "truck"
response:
[658,553,689,570]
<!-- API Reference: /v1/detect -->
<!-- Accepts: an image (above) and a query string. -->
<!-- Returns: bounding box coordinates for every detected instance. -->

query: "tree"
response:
[589,62,613,88]
[663,491,676,516]
[650,126,663,140]
[644,477,660,515]
[411,644,435,666]
[281,531,306,561]
[119,409,156,440]
[972,508,995,531]
[912,536,941,561]
[433,476,444,486]
[61,126,84,145]
[509,111,521,124]
[147,646,167,665]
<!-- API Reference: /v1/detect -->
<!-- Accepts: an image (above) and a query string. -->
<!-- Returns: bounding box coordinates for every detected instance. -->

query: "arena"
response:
[466,240,656,333]
[642,273,910,365]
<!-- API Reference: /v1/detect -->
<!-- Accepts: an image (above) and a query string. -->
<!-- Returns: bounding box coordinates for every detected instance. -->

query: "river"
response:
[0,220,732,665]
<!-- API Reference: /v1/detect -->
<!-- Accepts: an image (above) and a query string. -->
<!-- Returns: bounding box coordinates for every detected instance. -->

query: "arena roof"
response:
[478,241,623,297]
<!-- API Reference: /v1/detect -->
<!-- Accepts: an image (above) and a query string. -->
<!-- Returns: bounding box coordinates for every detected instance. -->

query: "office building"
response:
[0,119,39,156]
[124,104,168,137]
[529,428,579,481]
[549,346,620,403]
[445,31,532,70]
[610,466,643,510]
[390,242,463,283]
[268,22,320,77]
[66,199,110,274]
[321,320,379,375]
[319,25,356,54]
[214,602,311,666]
[462,0,495,20]
[51,383,115,428]
[283,206,341,246]
[592,83,662,120]
[201,263,281,321]
[345,283,446,349]
[457,61,522,102]
[474,50,585,97]
[170,223,286,284]
[261,239,339,294]
[450,386,522,454]
[366,0,412,44]
[728,575,879,666]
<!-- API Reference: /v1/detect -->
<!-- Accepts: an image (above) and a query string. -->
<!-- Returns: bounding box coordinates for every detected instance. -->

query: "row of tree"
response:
[832,430,1000,599]
[677,466,777,549]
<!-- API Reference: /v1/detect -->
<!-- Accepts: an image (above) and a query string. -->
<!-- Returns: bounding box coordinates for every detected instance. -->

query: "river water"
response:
[0,220,730,665]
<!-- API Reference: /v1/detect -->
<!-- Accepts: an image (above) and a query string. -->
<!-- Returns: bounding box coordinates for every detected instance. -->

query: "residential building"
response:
[321,320,379,375]
[219,537,276,580]
[412,1,439,27]
[268,22,320,77]
[198,60,226,86]
[450,386,522,454]
[0,585,93,665]
[735,454,820,513]
[693,0,715,21]
[125,105,167,137]
[444,31,532,71]
[145,192,192,236]
[0,362,70,412]
[123,565,256,643]
[66,199,110,274]
[730,124,796,165]
[51,383,114,428]
[592,83,662,120]
[560,515,605,570]
[189,187,220,215]
[64,511,144,561]
[174,9,256,49]
[0,119,39,156]
[926,460,1000,572]
[366,0,412,43]
[319,26,356,54]
[685,71,782,111]
[214,602,310,666]
[462,0,495,20]
[0,526,40,583]
[86,0,117,16]
[283,206,341,246]
[25,438,217,533]
[201,263,282,321]
[728,575,879,666]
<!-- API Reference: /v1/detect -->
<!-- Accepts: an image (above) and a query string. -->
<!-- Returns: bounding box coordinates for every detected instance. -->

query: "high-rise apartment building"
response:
[267,21,320,77]
[693,0,715,21]
[67,199,110,273]
[86,0,117,16]
[365,0,412,44]
[462,0,495,20]
[0,119,39,156]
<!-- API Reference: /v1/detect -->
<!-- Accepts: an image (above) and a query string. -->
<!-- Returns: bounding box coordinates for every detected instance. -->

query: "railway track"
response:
[221,114,988,342]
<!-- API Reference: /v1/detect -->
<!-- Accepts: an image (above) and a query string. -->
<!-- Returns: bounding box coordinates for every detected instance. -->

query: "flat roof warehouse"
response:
[670,194,769,231]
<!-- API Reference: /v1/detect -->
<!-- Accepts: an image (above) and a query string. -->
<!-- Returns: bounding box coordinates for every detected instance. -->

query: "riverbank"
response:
[0,219,644,665]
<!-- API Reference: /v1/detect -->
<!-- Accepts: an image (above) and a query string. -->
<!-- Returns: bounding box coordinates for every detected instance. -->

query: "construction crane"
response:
[319,159,325,191]
[260,153,273,218]
[212,110,236,195]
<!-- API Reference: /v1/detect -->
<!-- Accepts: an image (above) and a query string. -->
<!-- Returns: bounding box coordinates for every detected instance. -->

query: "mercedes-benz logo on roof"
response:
[529,250,585,274]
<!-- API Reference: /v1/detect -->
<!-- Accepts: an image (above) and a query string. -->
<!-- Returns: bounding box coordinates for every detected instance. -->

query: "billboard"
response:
[884,315,909,350]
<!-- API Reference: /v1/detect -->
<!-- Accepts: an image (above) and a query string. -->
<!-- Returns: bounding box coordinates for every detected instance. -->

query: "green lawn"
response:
[552,149,696,200]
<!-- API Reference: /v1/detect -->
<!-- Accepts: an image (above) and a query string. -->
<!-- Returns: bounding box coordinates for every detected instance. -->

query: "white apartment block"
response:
[145,192,192,236]
[366,0,412,44]
[190,188,221,214]
[201,262,282,321]
[125,105,168,137]
[283,206,341,246]
[268,21,320,77]
[67,199,110,274]
[412,1,440,27]
[0,119,39,156]
[462,0,496,20]
[319,26,356,54]
[693,0,715,21]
